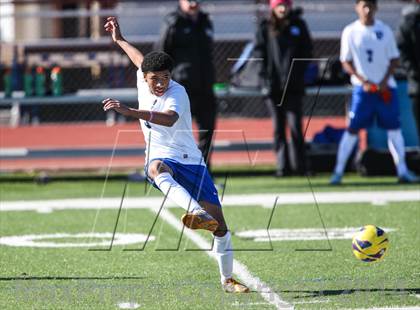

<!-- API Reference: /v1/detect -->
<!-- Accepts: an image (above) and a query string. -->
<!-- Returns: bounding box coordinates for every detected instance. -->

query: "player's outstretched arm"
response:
[102,98,179,127]
[104,16,144,68]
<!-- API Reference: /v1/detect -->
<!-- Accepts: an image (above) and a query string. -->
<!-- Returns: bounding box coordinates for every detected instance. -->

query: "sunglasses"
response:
[186,0,201,4]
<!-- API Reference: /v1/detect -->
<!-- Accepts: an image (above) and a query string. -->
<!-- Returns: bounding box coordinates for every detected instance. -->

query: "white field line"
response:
[346,307,420,310]
[235,227,396,242]
[117,302,140,309]
[231,301,272,307]
[293,299,330,304]
[1,190,419,212]
[154,206,293,310]
[0,233,153,248]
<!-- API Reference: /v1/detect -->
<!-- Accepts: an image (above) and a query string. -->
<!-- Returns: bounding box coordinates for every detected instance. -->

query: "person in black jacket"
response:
[155,0,216,169]
[398,0,420,140]
[254,0,313,176]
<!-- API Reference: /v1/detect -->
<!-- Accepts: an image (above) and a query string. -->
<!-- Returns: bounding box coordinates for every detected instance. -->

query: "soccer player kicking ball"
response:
[102,16,249,293]
[330,0,419,185]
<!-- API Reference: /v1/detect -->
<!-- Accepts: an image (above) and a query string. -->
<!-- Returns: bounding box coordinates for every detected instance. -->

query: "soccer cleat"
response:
[222,278,250,293]
[329,173,343,185]
[181,209,219,232]
[398,171,420,184]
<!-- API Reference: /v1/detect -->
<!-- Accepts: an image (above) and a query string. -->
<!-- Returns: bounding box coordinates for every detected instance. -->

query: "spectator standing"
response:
[254,0,313,176]
[155,0,217,170]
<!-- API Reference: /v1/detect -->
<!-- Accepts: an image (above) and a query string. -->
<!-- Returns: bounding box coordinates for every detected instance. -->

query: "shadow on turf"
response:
[0,276,145,281]
[280,288,420,298]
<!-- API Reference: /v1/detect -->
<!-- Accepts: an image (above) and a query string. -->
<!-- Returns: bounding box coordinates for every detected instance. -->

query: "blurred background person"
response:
[155,0,217,170]
[398,0,420,141]
[330,0,419,185]
[254,0,313,177]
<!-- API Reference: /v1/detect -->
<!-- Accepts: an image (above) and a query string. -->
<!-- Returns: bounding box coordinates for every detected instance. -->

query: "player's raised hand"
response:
[104,16,123,42]
[102,98,128,114]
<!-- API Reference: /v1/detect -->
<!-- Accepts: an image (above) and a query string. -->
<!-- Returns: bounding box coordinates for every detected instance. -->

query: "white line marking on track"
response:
[154,207,293,310]
[0,148,28,157]
[1,190,419,212]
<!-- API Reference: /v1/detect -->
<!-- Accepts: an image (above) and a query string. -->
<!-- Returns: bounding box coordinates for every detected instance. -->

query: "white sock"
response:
[154,172,202,212]
[333,131,358,175]
[213,231,233,284]
[387,129,408,177]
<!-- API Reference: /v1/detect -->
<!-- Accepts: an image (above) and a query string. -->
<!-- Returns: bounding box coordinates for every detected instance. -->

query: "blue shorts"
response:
[145,158,221,207]
[348,86,400,131]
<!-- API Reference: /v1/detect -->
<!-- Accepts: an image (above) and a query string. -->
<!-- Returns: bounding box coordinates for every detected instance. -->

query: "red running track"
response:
[0,117,346,172]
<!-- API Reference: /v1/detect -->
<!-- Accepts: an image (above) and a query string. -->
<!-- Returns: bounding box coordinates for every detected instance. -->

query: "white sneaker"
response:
[398,171,420,184]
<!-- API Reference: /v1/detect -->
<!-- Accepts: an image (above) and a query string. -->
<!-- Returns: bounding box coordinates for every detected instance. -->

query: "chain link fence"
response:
[1,0,405,125]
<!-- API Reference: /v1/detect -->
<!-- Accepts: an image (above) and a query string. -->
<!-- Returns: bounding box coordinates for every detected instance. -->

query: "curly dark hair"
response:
[141,51,174,73]
[356,0,377,4]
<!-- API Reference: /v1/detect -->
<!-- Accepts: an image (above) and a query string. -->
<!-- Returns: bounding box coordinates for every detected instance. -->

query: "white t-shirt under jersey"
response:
[340,19,399,87]
[136,69,203,165]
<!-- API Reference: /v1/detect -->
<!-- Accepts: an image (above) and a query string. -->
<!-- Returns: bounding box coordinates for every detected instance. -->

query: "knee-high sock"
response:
[213,231,233,284]
[333,131,358,175]
[387,129,408,177]
[154,172,202,212]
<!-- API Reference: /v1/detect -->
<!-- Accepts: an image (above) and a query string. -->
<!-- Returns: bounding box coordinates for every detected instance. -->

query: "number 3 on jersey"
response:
[366,49,373,63]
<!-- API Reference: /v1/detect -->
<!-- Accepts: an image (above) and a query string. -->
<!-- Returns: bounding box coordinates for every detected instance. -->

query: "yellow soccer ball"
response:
[352,225,389,262]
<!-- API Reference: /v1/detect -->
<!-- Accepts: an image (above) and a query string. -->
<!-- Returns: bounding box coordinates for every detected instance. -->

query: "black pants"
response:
[189,91,217,169]
[266,92,306,175]
[411,94,420,140]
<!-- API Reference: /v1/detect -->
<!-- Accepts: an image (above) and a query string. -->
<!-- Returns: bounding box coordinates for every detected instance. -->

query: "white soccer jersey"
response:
[136,69,204,165]
[340,19,400,87]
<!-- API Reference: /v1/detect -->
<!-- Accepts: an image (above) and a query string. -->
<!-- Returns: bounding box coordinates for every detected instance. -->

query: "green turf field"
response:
[1,174,419,309]
[1,174,420,201]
